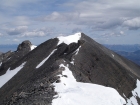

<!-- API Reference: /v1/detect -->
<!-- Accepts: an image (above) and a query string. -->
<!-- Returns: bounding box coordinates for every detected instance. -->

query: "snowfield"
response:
[52,64,126,105]
[0,62,2,67]
[0,62,26,88]
[57,32,81,45]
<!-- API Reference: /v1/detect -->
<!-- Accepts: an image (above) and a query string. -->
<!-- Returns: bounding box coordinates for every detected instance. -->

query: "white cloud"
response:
[36,0,139,31]
[101,31,124,38]
[58,0,140,30]
[0,33,3,36]
[40,12,80,22]
[13,39,20,42]
[0,0,140,44]
[21,27,55,37]
[22,31,45,37]
[39,27,55,33]
[0,0,40,7]
[7,26,28,35]
[120,31,124,35]
[123,17,140,30]
[12,16,30,26]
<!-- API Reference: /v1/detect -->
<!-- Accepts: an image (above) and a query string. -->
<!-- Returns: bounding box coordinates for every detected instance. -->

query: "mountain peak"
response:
[17,40,37,51]
[0,33,140,105]
[17,40,31,51]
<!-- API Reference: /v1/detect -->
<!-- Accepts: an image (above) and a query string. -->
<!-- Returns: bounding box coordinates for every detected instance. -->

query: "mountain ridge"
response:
[0,33,140,105]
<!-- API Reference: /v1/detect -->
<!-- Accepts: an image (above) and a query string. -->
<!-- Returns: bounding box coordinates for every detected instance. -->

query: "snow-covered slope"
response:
[0,62,26,88]
[53,33,127,104]
[52,64,126,105]
[127,79,140,105]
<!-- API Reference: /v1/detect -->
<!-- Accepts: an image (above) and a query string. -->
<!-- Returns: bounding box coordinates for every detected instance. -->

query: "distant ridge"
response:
[0,44,18,52]
[115,50,140,66]
[104,44,140,52]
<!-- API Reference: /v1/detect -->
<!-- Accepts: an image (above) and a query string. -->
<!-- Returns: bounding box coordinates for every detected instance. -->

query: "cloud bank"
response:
[0,0,140,44]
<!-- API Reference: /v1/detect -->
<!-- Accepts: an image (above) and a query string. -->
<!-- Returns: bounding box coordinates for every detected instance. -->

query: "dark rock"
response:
[56,79,61,83]
[63,75,67,78]
[0,50,13,62]
[17,40,31,51]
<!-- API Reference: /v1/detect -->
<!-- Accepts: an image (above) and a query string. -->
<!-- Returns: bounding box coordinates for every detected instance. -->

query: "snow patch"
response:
[133,79,140,97]
[0,62,26,88]
[7,57,11,61]
[112,53,114,57]
[30,45,37,50]
[75,46,81,55]
[52,64,126,105]
[126,79,140,105]
[57,33,81,45]
[70,61,74,65]
[36,49,57,68]
[0,62,2,66]
[70,46,81,65]
[127,96,138,105]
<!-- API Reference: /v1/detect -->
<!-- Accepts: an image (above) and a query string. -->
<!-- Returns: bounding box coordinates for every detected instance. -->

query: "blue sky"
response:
[0,0,140,45]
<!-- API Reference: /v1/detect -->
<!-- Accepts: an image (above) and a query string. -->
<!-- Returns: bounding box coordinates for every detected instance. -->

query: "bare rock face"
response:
[0,33,140,105]
[0,51,13,62]
[0,40,32,76]
[70,33,140,98]
[17,40,31,51]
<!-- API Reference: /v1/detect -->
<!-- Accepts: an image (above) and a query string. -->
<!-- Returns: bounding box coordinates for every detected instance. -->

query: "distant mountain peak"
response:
[17,40,31,51]
[17,40,37,51]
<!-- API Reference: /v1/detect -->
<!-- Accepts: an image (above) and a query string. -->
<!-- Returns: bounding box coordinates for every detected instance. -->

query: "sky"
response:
[0,0,140,45]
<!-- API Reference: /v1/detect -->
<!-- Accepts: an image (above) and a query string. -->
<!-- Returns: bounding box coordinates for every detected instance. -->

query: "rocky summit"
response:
[0,33,140,105]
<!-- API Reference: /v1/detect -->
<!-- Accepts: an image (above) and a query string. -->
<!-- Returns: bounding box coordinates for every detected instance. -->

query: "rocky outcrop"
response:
[0,33,140,105]
[0,51,13,63]
[0,40,34,76]
[17,40,32,51]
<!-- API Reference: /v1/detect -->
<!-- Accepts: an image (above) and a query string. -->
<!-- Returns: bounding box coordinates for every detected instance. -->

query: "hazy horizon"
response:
[0,42,140,53]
